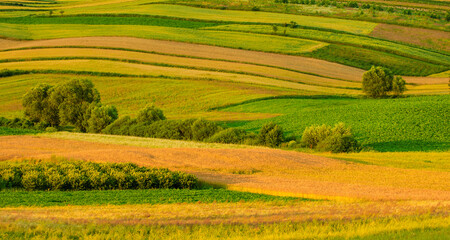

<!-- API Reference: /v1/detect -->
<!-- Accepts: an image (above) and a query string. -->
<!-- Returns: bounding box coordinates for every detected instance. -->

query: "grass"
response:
[221,95,450,152]
[0,23,328,54]
[302,44,448,76]
[207,24,450,67]
[319,151,450,171]
[0,47,361,89]
[60,3,378,35]
[0,214,448,239]
[0,126,39,135]
[0,189,299,207]
[0,73,299,120]
[0,60,358,94]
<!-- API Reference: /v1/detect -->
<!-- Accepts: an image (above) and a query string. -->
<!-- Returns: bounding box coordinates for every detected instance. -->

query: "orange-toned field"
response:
[2,135,449,201]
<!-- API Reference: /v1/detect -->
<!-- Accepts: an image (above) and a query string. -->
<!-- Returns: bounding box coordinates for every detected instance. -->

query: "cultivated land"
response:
[0,0,449,239]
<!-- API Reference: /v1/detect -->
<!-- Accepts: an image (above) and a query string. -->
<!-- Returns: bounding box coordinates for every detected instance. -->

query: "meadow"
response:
[221,95,450,152]
[0,0,449,239]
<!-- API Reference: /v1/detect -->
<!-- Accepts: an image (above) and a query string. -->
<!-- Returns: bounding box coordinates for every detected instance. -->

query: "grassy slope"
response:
[222,95,450,152]
[0,74,297,119]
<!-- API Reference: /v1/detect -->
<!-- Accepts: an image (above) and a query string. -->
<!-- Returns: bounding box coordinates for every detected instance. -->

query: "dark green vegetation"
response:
[0,189,299,207]
[300,123,359,153]
[22,78,118,132]
[362,66,405,98]
[0,159,198,191]
[222,95,449,152]
[0,16,222,29]
[0,126,40,136]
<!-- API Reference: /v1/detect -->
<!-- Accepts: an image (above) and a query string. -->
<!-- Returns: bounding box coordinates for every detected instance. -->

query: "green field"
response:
[221,95,450,152]
[0,0,449,239]
[0,189,300,207]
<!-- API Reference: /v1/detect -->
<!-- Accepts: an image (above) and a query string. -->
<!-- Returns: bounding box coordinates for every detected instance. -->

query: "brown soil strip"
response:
[0,37,365,81]
[370,23,450,53]
[1,135,449,201]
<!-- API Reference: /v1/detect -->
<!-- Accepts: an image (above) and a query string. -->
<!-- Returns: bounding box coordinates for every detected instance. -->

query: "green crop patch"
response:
[0,16,222,29]
[221,95,450,152]
[0,189,301,207]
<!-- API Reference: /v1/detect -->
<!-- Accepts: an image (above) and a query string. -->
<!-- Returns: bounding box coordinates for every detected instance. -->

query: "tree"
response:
[22,83,59,126]
[392,76,406,97]
[48,79,100,130]
[362,66,406,98]
[258,122,284,147]
[83,103,118,133]
[362,66,394,98]
[136,106,165,124]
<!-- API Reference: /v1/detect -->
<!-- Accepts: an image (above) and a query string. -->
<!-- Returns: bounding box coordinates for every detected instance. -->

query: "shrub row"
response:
[299,123,360,153]
[0,158,198,191]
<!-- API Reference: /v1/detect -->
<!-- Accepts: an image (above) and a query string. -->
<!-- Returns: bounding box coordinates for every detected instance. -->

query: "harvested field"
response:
[1,135,449,201]
[1,201,448,226]
[370,23,450,53]
[0,37,365,81]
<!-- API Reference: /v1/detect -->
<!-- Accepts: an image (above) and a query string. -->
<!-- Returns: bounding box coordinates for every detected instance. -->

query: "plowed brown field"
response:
[2,135,449,201]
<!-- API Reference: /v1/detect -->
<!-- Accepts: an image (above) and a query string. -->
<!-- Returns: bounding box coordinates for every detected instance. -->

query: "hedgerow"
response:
[0,158,198,191]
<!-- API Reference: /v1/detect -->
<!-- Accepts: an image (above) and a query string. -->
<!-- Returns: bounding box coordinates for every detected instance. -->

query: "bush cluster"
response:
[300,123,359,153]
[362,66,406,98]
[0,117,48,131]
[0,158,198,191]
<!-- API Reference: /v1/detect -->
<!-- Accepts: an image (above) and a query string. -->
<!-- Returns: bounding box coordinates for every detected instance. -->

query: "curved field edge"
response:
[0,212,448,240]
[221,95,450,152]
[1,135,449,201]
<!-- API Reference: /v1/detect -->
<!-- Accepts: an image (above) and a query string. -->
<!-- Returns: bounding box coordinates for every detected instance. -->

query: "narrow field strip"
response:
[0,74,291,120]
[1,201,447,226]
[0,189,300,207]
[0,37,365,81]
[0,48,362,89]
[1,135,449,201]
[0,215,448,240]
[0,59,359,94]
[61,3,378,35]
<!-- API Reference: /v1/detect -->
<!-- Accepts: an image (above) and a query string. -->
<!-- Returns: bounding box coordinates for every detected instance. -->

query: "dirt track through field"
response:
[2,135,449,201]
[0,37,365,81]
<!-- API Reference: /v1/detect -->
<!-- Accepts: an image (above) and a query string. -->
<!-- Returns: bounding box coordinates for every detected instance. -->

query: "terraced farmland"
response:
[0,0,449,239]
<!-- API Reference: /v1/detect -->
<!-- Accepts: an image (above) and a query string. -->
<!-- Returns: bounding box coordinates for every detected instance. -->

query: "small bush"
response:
[300,123,359,153]
[45,127,58,132]
[208,128,247,144]
[136,106,165,124]
[191,119,221,141]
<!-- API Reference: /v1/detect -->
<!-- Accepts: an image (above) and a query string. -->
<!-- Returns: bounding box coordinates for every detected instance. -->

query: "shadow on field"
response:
[367,140,450,152]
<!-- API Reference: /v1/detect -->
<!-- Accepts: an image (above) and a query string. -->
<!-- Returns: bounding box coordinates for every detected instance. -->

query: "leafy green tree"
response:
[136,106,165,124]
[362,66,394,98]
[83,103,118,133]
[258,122,284,147]
[48,79,100,130]
[191,119,221,141]
[22,83,59,126]
[392,76,406,97]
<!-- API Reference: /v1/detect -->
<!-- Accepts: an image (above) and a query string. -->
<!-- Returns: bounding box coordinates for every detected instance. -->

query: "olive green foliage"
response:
[0,159,198,191]
[137,106,166,124]
[22,79,105,131]
[362,66,406,98]
[191,119,222,141]
[82,103,118,133]
[207,128,247,144]
[258,122,284,147]
[392,76,406,97]
[49,79,100,130]
[22,83,59,126]
[300,123,359,153]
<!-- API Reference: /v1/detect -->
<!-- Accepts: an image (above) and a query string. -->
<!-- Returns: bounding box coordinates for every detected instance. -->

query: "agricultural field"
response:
[0,0,449,239]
